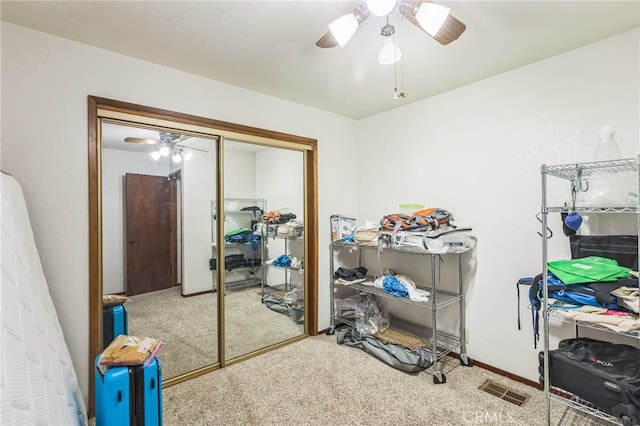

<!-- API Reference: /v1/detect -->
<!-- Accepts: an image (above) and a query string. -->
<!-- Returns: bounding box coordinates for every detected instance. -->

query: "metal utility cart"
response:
[211,198,265,292]
[261,225,304,296]
[329,228,473,384]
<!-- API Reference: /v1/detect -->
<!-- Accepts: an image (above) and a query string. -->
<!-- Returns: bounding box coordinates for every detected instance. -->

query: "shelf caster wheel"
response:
[460,356,473,367]
[433,373,447,384]
[326,326,335,336]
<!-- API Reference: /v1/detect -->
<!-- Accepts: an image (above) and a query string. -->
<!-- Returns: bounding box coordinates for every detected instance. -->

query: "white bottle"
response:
[594,124,622,161]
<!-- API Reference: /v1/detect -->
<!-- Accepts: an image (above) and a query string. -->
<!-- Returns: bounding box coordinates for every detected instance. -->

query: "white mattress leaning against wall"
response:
[1,171,87,425]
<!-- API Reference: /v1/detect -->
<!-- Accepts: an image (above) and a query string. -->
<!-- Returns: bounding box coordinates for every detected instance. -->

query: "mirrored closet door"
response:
[100,121,219,380]
[221,140,305,361]
[88,97,318,412]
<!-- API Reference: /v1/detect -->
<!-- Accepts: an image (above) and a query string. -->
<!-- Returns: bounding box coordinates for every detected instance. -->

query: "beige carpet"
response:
[125,285,303,380]
[162,333,611,426]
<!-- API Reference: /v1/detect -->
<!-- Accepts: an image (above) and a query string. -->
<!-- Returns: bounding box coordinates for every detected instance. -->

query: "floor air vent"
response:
[478,379,531,407]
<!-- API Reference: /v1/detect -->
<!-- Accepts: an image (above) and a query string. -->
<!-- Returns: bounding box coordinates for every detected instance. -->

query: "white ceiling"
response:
[2,1,638,119]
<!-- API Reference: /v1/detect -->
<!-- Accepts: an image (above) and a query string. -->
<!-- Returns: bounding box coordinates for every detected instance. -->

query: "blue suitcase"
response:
[95,356,163,426]
[103,304,128,349]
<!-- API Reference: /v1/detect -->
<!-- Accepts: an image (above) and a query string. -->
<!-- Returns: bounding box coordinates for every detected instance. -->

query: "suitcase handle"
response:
[151,378,155,390]
[117,390,122,403]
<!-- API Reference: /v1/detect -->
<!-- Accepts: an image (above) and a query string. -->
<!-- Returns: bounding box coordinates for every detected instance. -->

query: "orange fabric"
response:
[412,208,435,217]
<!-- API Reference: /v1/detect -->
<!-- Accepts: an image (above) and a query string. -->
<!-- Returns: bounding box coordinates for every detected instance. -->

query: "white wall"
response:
[356,28,640,383]
[1,22,358,404]
[182,139,217,295]
[224,145,257,200]
[256,148,304,217]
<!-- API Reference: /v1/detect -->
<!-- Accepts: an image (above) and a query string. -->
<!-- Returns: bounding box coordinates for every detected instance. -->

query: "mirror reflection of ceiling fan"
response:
[316,0,466,52]
[125,132,206,163]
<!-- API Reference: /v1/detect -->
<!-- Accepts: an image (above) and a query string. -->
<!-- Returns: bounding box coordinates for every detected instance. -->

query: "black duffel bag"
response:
[570,235,638,270]
[540,337,640,424]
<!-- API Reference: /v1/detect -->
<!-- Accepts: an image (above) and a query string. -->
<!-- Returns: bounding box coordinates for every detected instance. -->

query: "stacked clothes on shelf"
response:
[519,256,640,349]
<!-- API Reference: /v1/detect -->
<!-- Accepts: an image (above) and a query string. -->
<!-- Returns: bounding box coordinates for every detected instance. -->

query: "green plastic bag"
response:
[547,256,631,284]
[225,227,252,237]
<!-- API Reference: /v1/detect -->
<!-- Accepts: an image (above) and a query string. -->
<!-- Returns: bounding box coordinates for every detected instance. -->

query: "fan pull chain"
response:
[394,55,406,99]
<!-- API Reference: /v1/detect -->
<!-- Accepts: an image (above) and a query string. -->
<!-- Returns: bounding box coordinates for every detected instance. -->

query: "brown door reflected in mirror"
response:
[125,173,177,296]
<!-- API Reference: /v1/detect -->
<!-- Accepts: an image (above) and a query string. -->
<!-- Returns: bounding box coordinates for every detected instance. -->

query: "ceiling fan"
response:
[125,131,205,163]
[124,131,190,146]
[315,0,466,49]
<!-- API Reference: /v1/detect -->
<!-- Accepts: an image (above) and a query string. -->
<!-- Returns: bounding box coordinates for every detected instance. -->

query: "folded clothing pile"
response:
[269,254,304,269]
[333,266,368,284]
[103,294,128,307]
[335,294,363,320]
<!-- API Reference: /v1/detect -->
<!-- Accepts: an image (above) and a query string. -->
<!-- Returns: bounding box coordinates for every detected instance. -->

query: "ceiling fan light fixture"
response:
[415,2,450,37]
[329,13,359,47]
[366,0,397,17]
[159,146,171,157]
[172,152,183,163]
[182,150,193,161]
[377,36,402,64]
[150,150,162,161]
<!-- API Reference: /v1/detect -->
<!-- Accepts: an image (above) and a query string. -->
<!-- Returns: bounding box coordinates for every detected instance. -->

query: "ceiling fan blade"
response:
[315,4,371,49]
[175,144,208,153]
[418,13,466,45]
[124,137,159,145]
[173,135,192,144]
[432,15,466,45]
[401,0,466,45]
[316,31,338,48]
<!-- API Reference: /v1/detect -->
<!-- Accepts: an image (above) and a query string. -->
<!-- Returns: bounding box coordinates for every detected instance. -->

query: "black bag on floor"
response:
[539,337,640,424]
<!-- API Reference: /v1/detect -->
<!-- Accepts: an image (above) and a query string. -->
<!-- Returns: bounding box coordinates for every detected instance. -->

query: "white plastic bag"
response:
[576,171,638,207]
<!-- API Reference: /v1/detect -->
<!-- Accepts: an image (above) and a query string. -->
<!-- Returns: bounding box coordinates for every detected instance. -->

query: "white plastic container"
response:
[594,124,622,161]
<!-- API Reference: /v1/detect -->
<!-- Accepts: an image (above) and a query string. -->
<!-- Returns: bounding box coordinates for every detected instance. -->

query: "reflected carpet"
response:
[126,285,303,379]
